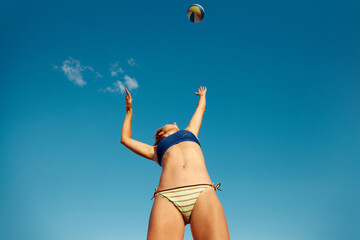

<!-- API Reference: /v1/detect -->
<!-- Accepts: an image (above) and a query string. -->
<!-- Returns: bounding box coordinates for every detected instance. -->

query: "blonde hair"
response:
[153,126,165,146]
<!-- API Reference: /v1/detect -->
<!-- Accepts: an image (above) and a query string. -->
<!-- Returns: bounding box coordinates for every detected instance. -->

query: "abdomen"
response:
[157,142,212,190]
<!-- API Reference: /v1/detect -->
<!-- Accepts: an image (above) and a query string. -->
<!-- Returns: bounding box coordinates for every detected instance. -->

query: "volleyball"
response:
[187,4,205,23]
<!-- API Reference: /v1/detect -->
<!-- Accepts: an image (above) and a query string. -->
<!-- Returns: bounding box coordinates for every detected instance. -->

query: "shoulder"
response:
[183,127,200,141]
[183,127,197,136]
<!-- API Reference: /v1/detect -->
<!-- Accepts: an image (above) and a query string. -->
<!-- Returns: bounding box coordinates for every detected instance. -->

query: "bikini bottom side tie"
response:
[151,183,222,224]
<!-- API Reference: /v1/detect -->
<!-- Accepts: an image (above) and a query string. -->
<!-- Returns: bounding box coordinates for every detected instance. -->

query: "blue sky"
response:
[1,0,359,239]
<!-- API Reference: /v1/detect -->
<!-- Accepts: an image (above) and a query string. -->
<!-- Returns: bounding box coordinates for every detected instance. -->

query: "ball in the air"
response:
[187,4,205,23]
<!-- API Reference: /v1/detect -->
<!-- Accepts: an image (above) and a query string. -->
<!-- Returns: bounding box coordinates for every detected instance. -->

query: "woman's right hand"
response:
[195,86,207,97]
[125,88,132,111]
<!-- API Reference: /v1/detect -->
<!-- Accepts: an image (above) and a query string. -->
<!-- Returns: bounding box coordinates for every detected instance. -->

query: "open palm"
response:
[195,86,207,96]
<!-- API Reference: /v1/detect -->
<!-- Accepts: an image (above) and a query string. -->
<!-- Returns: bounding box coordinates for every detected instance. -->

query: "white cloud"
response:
[127,58,137,66]
[115,80,126,93]
[100,75,138,94]
[123,75,139,90]
[55,57,102,86]
[55,57,139,94]
[60,57,94,87]
[110,61,124,77]
[99,80,126,94]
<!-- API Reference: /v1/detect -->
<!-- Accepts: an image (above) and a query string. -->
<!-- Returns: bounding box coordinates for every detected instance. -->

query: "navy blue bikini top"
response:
[156,129,201,166]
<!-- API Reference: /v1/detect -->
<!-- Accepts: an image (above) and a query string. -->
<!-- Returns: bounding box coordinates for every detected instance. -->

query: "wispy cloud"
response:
[110,61,124,77]
[127,58,137,67]
[99,80,126,94]
[124,75,139,90]
[58,57,95,87]
[53,57,103,86]
[99,75,139,94]
[53,57,139,94]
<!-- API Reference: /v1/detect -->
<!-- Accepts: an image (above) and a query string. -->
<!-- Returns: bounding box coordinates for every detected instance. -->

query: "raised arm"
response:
[120,88,156,161]
[184,86,207,137]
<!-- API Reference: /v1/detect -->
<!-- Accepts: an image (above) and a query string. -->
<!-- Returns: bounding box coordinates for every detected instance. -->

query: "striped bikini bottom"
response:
[151,183,221,224]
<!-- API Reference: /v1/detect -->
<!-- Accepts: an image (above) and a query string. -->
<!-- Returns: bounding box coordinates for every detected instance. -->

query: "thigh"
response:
[147,194,185,240]
[190,187,230,240]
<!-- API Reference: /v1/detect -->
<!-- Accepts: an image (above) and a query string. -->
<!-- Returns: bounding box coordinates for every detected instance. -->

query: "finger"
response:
[126,89,131,97]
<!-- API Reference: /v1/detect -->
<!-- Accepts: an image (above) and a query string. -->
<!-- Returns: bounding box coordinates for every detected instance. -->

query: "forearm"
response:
[197,95,206,110]
[121,109,133,143]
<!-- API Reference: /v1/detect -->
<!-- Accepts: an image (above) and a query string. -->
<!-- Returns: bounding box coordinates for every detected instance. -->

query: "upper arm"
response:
[185,107,205,137]
[121,138,156,162]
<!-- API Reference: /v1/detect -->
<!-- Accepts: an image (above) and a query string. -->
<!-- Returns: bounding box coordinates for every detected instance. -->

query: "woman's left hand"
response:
[195,86,207,97]
[125,88,133,111]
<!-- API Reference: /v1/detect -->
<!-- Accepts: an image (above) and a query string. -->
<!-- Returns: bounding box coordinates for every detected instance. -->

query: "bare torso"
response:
[155,134,212,192]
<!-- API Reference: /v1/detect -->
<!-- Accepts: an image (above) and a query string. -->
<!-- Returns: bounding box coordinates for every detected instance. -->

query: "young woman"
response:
[120,86,230,240]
